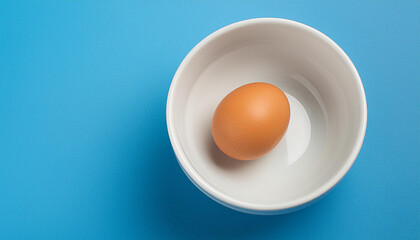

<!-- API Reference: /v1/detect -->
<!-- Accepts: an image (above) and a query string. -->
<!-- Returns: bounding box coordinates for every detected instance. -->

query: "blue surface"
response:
[1,1,419,239]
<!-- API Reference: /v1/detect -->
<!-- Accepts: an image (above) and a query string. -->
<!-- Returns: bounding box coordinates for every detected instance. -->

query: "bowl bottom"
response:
[183,43,330,206]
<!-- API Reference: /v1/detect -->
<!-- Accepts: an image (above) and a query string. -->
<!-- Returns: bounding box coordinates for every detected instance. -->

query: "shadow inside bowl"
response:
[207,130,258,170]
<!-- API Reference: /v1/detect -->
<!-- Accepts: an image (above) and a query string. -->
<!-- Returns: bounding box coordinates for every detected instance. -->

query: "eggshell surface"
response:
[211,82,290,161]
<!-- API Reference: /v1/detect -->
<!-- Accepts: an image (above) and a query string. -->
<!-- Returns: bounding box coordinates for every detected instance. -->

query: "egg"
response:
[212,82,290,160]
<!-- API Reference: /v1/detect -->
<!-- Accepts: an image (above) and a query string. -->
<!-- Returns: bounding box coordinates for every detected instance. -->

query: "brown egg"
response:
[212,82,290,160]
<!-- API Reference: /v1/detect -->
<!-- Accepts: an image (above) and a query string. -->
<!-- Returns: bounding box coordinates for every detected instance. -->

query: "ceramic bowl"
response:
[166,18,367,214]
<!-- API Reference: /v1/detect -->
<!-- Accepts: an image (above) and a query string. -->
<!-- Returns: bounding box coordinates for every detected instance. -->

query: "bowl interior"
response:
[168,19,366,209]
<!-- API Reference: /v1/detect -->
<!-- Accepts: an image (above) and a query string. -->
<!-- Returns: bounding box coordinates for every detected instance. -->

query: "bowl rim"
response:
[166,18,367,212]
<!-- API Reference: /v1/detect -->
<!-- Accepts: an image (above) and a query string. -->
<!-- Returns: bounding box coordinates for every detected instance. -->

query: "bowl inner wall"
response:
[171,23,364,205]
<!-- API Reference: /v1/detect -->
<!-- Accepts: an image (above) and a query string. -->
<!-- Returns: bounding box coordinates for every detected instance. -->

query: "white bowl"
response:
[166,18,367,214]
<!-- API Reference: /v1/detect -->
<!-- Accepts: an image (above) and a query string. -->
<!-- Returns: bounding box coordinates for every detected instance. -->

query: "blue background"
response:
[1,1,419,239]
